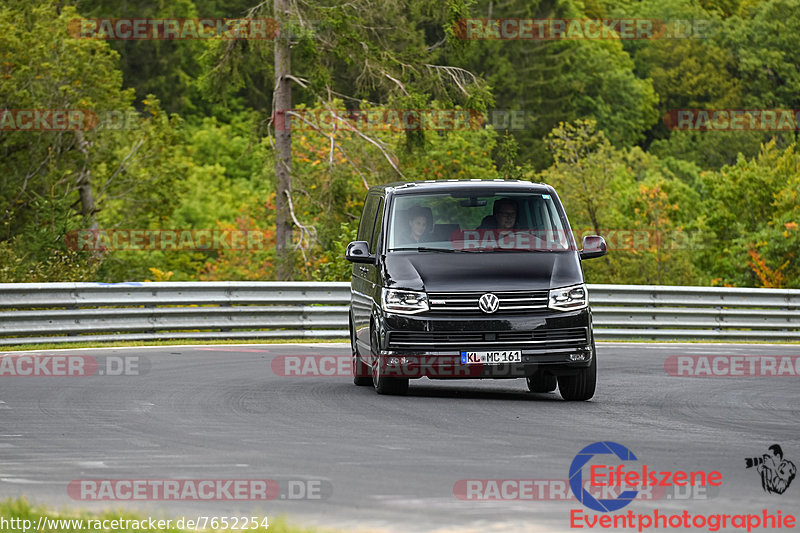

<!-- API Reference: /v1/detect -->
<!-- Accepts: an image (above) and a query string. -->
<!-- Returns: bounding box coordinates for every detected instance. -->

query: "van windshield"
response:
[386,192,574,252]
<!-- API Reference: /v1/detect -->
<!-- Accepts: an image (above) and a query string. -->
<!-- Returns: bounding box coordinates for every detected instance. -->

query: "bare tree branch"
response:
[283,189,317,264]
[285,109,370,189]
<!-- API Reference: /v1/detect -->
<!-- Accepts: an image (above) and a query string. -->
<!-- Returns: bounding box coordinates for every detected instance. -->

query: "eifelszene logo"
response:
[569,441,723,513]
[569,442,640,512]
[745,444,796,495]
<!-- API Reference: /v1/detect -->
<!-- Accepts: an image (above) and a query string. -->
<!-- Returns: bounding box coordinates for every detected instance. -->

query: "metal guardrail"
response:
[0,282,798,345]
[587,284,800,341]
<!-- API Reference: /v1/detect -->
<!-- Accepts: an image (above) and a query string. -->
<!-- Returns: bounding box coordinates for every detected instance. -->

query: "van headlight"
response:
[548,284,588,311]
[382,289,429,314]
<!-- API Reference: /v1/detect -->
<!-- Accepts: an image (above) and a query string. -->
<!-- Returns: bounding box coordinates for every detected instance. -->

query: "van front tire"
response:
[351,319,372,386]
[557,349,596,401]
[527,372,557,393]
[371,330,409,395]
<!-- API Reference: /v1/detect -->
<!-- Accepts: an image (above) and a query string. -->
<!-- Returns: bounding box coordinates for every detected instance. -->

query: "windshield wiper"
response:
[491,247,562,252]
[390,247,475,253]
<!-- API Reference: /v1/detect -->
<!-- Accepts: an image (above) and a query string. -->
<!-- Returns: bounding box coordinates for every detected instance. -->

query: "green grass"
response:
[0,338,349,352]
[0,498,328,533]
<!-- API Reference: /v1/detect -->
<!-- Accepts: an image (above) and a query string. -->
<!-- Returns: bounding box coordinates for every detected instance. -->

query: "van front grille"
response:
[426,290,549,314]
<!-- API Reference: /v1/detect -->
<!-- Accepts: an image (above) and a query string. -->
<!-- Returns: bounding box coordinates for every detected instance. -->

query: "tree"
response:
[696,139,800,287]
[0,1,133,279]
[273,0,293,279]
[537,119,700,285]
[204,0,491,279]
[538,119,620,235]
[723,0,800,110]
[456,0,658,169]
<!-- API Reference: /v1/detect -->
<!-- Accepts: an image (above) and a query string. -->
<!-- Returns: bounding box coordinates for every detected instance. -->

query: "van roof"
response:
[370,179,554,195]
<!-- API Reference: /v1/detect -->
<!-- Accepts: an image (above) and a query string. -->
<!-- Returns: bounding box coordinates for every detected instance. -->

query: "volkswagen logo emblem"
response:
[478,293,500,314]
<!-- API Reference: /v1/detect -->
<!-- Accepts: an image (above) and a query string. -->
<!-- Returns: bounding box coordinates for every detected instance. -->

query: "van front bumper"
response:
[374,308,594,379]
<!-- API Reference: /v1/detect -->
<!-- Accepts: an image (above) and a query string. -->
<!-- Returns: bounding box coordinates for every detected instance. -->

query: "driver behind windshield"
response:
[478,198,518,230]
[397,205,432,245]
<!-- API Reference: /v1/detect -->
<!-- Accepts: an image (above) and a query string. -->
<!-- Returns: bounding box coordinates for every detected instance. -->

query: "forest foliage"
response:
[1,0,798,287]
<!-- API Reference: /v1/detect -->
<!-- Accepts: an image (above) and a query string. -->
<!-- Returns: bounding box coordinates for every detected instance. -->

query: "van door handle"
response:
[359,266,369,274]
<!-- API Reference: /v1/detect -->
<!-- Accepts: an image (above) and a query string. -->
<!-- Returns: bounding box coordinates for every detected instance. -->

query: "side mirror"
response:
[580,235,607,260]
[345,241,375,264]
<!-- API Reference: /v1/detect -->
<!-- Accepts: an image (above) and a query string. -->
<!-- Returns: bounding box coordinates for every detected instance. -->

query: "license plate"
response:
[460,350,522,364]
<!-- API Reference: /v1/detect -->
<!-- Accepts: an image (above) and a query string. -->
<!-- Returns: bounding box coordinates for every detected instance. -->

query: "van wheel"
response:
[351,319,372,386]
[527,372,557,393]
[557,348,596,401]
[371,330,408,396]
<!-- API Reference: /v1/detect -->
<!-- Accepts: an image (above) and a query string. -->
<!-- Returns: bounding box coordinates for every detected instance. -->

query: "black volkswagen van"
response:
[345,180,606,400]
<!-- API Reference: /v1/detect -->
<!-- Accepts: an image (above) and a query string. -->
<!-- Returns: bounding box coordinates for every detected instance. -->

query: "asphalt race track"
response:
[1,342,798,532]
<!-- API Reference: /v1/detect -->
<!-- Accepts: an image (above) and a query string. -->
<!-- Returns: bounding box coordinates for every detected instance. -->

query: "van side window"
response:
[369,198,385,253]
[357,194,379,244]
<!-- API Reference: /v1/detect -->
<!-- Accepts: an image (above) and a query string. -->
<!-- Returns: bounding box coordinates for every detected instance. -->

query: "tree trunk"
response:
[274,0,293,280]
[74,130,97,229]
[74,130,103,260]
